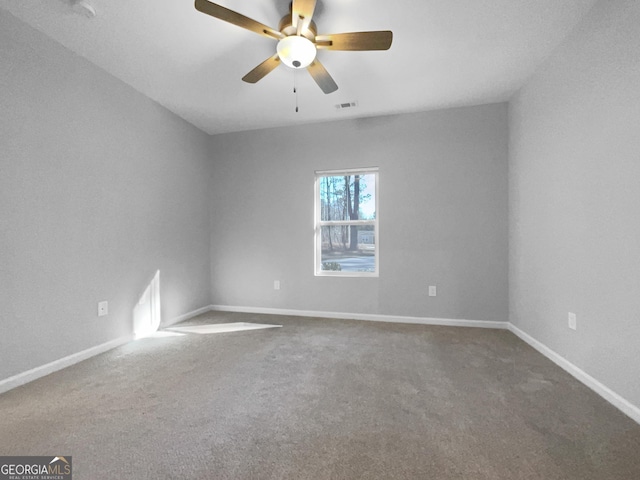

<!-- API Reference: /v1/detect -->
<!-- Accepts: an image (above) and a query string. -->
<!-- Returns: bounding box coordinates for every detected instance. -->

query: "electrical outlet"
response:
[568,312,577,330]
[274,280,280,290]
[429,286,437,297]
[98,301,108,317]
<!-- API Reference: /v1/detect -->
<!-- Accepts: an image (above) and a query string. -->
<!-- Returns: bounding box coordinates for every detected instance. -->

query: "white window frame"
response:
[314,167,379,277]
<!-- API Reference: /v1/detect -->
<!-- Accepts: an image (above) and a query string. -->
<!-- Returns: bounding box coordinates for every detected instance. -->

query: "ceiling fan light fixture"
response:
[277,35,316,69]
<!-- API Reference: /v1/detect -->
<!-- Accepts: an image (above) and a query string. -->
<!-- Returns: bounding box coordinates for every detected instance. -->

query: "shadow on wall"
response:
[133,270,161,338]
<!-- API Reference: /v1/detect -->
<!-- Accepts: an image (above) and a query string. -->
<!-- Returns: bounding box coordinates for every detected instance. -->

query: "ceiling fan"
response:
[194,0,393,94]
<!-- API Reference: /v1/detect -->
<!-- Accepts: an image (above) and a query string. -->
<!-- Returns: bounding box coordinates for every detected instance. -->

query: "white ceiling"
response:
[1,0,597,135]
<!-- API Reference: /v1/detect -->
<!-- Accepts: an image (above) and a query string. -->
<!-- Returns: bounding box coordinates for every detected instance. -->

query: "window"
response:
[314,168,378,276]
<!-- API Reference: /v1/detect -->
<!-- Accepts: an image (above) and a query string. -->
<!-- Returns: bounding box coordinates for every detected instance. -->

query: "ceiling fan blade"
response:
[292,0,317,35]
[307,60,338,94]
[315,31,393,51]
[242,54,281,83]
[195,0,283,40]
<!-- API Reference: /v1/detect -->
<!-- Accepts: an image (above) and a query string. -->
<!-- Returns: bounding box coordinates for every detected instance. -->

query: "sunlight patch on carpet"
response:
[166,322,282,335]
[147,330,185,338]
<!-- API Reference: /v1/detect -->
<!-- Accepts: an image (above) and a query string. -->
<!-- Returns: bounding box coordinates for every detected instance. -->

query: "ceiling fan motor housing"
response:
[278,15,317,39]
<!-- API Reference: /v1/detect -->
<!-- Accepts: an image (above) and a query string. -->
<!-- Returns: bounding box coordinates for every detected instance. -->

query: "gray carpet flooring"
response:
[1,311,639,479]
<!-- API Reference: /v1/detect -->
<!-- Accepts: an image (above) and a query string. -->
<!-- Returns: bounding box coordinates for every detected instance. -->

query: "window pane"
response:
[320,225,376,273]
[319,174,376,222]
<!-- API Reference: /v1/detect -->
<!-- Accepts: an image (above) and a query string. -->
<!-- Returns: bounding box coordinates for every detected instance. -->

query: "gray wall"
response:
[509,0,640,407]
[0,11,212,380]
[209,104,508,321]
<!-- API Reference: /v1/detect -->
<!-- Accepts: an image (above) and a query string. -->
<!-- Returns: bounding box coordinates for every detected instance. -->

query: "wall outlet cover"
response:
[568,312,577,330]
[98,301,108,317]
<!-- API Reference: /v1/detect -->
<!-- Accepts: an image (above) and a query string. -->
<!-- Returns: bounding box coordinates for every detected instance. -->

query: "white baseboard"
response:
[4,303,637,426]
[508,323,640,425]
[209,304,507,329]
[164,305,214,328]
[0,304,213,395]
[0,334,132,395]
[210,304,639,425]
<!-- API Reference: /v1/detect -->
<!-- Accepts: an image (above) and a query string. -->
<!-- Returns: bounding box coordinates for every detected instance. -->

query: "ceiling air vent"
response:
[335,101,358,110]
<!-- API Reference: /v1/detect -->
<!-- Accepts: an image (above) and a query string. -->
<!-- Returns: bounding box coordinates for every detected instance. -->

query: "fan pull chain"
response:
[293,70,299,113]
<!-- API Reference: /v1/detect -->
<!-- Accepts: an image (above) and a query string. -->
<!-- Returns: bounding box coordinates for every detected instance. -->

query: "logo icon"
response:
[0,456,72,479]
